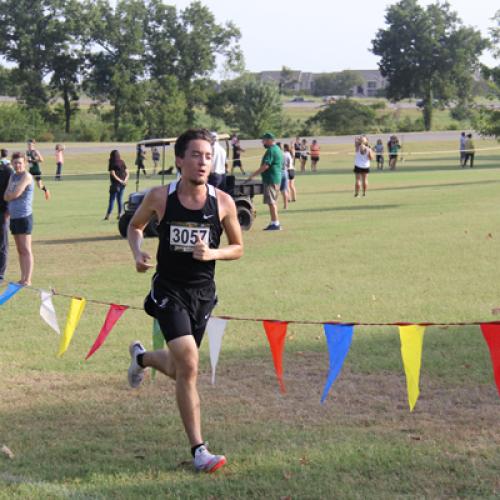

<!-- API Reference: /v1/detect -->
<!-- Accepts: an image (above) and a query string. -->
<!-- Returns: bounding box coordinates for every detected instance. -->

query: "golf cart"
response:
[118,134,263,238]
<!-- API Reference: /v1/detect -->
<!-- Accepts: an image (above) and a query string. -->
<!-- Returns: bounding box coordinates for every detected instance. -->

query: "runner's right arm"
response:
[127,187,165,272]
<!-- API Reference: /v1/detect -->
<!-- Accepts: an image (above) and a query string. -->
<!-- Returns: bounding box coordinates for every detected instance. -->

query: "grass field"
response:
[1,138,500,498]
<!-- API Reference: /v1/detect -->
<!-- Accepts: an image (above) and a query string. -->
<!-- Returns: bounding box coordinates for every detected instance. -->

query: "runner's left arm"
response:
[193,192,243,262]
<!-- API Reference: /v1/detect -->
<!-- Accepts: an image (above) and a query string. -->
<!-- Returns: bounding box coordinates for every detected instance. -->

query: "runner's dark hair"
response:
[174,129,212,158]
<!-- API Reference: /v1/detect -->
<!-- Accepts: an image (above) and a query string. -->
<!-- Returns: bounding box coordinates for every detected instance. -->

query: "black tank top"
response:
[156,181,223,287]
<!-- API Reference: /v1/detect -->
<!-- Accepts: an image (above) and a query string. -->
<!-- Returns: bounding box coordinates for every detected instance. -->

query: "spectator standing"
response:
[248,132,283,230]
[55,144,64,180]
[299,138,308,173]
[0,149,13,283]
[26,139,50,200]
[375,139,384,170]
[459,132,466,167]
[152,147,161,174]
[388,135,401,170]
[354,136,374,197]
[104,150,129,220]
[463,134,475,168]
[310,139,320,172]
[292,136,301,167]
[135,144,147,176]
[281,144,293,209]
[3,152,34,286]
[286,144,297,202]
[230,138,246,175]
[208,132,227,190]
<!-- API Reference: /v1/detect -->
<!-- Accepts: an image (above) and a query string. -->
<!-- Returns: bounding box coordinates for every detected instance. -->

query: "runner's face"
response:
[177,139,212,186]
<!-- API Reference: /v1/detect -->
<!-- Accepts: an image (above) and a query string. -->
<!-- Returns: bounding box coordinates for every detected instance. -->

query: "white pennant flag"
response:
[40,290,60,335]
[207,317,227,385]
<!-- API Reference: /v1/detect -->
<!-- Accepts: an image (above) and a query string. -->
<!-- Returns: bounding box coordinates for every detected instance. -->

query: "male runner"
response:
[127,128,243,473]
[26,140,50,200]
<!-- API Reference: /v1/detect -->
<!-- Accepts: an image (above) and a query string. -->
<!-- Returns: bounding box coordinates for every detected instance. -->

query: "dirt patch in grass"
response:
[3,351,498,445]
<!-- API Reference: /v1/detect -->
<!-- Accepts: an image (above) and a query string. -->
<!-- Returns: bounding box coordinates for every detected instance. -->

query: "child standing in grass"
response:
[55,144,64,180]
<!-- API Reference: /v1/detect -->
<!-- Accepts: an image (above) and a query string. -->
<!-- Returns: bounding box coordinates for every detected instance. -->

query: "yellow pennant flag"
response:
[58,297,86,357]
[399,325,426,411]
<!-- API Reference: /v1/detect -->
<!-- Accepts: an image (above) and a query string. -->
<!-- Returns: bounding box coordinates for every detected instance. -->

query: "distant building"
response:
[255,69,387,97]
[348,70,387,97]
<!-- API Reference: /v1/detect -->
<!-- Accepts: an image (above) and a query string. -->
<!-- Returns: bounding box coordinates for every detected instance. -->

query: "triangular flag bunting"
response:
[85,304,128,360]
[399,325,426,411]
[151,319,165,380]
[58,297,86,357]
[40,290,60,335]
[207,317,228,385]
[0,282,23,305]
[321,324,354,404]
[263,320,288,393]
[480,323,500,397]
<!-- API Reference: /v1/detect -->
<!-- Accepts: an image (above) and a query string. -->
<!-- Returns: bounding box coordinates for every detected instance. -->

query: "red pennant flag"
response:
[480,323,500,397]
[263,321,288,393]
[85,304,129,360]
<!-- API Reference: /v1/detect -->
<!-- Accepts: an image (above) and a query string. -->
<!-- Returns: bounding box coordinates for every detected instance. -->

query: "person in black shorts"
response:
[292,136,302,167]
[135,144,147,176]
[230,138,246,175]
[127,128,243,473]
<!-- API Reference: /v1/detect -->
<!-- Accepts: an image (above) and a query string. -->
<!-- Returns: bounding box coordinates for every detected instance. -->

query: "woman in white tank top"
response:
[353,135,374,197]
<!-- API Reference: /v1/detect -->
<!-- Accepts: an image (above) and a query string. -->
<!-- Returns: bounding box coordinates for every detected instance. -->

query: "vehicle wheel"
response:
[118,213,132,238]
[237,206,253,231]
[144,218,159,238]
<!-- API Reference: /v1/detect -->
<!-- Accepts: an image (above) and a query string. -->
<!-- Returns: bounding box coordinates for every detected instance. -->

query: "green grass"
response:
[1,139,500,498]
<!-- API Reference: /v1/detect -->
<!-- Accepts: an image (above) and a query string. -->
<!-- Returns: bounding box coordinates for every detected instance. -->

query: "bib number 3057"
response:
[170,223,210,253]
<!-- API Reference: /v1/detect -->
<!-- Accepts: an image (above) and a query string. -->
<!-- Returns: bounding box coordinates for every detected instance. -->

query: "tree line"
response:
[0,0,498,141]
[0,0,243,139]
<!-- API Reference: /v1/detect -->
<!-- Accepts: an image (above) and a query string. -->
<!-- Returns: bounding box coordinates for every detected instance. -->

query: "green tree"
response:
[0,66,15,96]
[372,0,486,130]
[279,66,298,95]
[474,10,500,138]
[207,75,284,138]
[0,0,66,109]
[144,76,188,137]
[146,0,242,125]
[307,99,376,135]
[83,0,147,137]
[47,0,88,134]
[311,70,363,97]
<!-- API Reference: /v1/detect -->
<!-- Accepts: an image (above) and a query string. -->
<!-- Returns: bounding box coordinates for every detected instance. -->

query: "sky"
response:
[171,0,498,75]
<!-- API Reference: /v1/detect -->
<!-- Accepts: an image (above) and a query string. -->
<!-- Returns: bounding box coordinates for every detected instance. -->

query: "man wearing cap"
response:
[208,132,227,190]
[248,132,283,231]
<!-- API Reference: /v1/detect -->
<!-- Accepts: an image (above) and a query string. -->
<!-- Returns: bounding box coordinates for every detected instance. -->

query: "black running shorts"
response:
[144,275,217,347]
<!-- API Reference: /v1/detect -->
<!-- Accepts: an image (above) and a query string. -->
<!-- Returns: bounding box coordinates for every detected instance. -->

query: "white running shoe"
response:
[128,341,146,388]
[193,445,226,473]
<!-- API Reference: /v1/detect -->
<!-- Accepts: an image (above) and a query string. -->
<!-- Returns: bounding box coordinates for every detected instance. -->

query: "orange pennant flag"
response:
[263,321,288,393]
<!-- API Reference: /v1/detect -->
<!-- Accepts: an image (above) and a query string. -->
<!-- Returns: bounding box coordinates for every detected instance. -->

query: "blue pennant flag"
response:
[0,282,23,306]
[321,324,354,404]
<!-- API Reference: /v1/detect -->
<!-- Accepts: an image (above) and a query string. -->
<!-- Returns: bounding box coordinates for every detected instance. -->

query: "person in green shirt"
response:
[248,132,283,230]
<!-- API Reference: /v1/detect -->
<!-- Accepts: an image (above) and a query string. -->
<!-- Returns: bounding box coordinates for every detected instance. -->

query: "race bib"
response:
[170,222,210,253]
